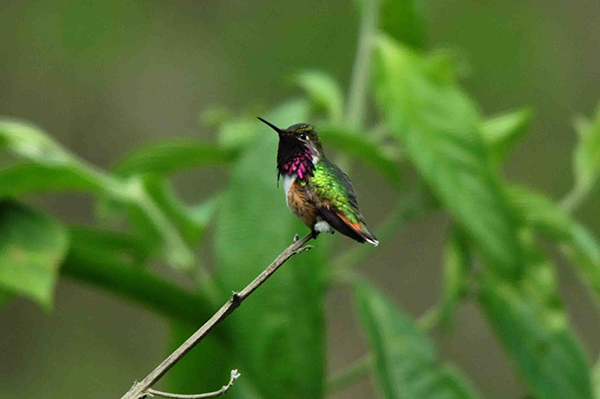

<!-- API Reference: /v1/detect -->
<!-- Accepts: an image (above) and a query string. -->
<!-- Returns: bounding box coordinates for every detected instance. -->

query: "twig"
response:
[147,369,241,399]
[120,233,315,399]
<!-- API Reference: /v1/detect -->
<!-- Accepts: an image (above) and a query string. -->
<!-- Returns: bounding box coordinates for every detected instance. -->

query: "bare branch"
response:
[120,233,315,399]
[147,369,241,399]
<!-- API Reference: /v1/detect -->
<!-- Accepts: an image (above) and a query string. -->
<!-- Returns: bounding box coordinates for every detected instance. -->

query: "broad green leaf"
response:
[0,118,77,165]
[113,141,237,176]
[355,0,428,49]
[0,290,12,308]
[319,124,402,189]
[573,104,600,191]
[165,322,254,399]
[295,71,345,124]
[0,119,115,198]
[355,280,480,399]
[0,201,68,308]
[479,242,593,399]
[0,163,106,198]
[482,108,533,164]
[424,48,470,85]
[373,36,523,278]
[215,99,326,399]
[440,226,472,328]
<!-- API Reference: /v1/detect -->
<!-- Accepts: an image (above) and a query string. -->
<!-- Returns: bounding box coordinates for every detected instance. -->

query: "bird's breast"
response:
[283,174,318,228]
[282,174,297,208]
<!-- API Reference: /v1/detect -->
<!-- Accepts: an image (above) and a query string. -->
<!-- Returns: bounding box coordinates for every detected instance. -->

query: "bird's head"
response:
[257,117,323,157]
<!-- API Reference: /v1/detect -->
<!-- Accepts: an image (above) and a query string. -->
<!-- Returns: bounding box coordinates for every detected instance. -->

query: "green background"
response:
[0,1,599,398]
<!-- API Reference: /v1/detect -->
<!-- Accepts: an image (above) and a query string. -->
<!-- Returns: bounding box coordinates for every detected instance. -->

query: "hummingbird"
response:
[258,117,378,246]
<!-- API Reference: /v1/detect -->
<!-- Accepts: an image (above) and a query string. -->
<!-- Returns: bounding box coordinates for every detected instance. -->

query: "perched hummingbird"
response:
[258,117,378,246]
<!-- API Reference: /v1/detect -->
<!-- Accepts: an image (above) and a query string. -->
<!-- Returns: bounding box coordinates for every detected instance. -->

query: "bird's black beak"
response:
[257,117,283,135]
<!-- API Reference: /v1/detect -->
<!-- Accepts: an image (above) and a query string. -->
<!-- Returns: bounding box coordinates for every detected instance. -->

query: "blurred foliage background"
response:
[1,0,600,398]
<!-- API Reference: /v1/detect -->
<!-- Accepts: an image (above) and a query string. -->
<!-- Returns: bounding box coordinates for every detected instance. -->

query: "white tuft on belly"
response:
[314,220,333,233]
[282,174,297,208]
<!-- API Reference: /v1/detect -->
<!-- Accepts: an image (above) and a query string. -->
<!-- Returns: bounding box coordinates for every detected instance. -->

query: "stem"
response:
[61,248,215,326]
[120,233,315,399]
[346,0,379,129]
[66,150,195,269]
[325,354,374,395]
[128,180,195,269]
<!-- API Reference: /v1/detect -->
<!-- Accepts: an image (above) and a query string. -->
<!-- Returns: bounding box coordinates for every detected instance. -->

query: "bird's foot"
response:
[293,233,300,242]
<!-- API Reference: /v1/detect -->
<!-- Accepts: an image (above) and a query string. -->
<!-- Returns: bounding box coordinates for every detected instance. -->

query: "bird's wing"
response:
[312,159,378,245]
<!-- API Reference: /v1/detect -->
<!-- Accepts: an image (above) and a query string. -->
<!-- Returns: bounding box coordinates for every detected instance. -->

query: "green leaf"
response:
[62,243,214,323]
[319,124,402,189]
[215,99,326,399]
[218,119,263,150]
[373,36,523,278]
[0,201,69,308]
[479,240,593,399]
[562,224,600,306]
[295,71,345,124]
[425,48,471,84]
[187,194,221,228]
[113,141,238,176]
[593,358,600,399]
[507,185,573,241]
[573,104,600,191]
[508,185,600,305]
[355,0,428,49]
[0,290,13,308]
[69,225,151,265]
[482,108,533,164]
[0,118,114,198]
[355,280,479,399]
[440,226,472,328]
[140,177,218,246]
[0,118,195,270]
[0,118,77,165]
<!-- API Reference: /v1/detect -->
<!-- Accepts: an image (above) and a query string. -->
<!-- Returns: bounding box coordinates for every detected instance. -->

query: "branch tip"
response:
[146,369,241,399]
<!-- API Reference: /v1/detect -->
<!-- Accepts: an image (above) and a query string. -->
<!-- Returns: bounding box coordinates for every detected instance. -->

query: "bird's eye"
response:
[299,133,306,140]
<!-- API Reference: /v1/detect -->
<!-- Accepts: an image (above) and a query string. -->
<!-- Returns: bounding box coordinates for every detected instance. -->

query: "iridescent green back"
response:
[309,157,363,223]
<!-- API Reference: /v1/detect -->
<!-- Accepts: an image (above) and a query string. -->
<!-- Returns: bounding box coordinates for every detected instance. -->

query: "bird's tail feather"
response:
[322,209,378,246]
